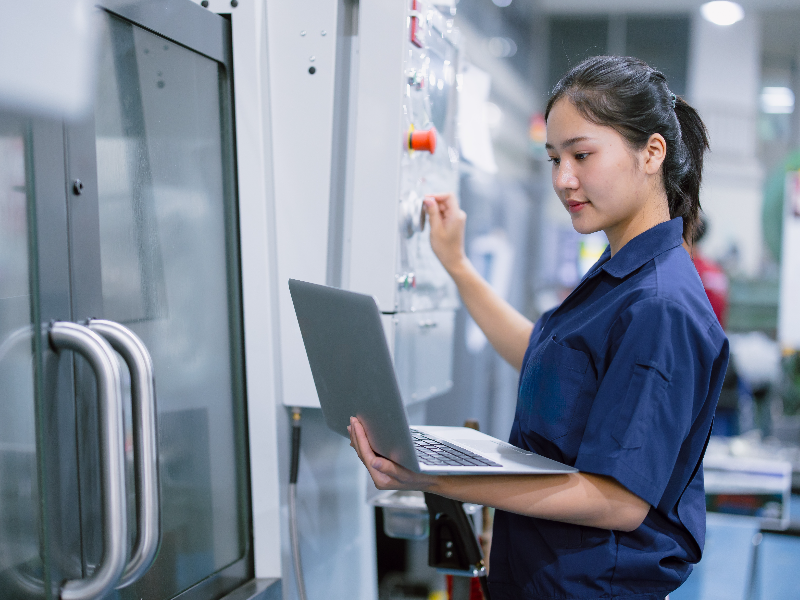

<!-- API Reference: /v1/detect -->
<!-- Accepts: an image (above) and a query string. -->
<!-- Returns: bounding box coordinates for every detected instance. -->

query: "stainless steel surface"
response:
[436,566,487,578]
[393,310,455,404]
[288,485,307,600]
[49,321,127,600]
[88,319,160,588]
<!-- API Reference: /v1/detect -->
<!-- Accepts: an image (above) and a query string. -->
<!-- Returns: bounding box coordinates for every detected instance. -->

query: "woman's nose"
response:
[554,163,578,190]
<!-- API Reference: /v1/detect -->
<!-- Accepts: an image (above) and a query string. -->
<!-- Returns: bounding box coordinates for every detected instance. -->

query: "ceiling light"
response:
[701,1,744,26]
[491,0,512,7]
[761,87,795,114]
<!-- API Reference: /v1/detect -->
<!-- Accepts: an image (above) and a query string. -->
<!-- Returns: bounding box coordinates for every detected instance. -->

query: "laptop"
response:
[289,279,577,475]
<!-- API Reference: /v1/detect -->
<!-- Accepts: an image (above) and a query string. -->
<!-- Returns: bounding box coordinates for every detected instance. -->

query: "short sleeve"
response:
[574,298,715,507]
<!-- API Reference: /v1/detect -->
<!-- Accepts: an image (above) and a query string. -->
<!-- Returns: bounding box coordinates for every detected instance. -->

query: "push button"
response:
[407,126,437,154]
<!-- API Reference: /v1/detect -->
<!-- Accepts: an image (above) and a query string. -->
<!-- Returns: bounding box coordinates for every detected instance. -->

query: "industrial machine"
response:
[272,0,461,406]
[266,2,467,598]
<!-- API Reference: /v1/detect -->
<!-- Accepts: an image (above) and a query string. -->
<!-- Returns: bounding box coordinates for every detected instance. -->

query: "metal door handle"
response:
[88,320,160,588]
[49,322,127,600]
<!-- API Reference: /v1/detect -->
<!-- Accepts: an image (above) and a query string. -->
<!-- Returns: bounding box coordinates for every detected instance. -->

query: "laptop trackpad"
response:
[454,439,534,457]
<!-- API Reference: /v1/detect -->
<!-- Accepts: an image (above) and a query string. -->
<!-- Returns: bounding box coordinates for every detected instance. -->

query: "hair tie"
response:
[671,93,677,109]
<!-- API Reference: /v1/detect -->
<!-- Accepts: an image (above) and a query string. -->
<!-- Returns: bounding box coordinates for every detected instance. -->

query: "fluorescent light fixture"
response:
[701,1,744,26]
[761,87,795,114]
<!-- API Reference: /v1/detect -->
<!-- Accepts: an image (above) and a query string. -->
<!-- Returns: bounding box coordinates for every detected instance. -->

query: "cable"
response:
[478,574,491,600]
[289,407,308,600]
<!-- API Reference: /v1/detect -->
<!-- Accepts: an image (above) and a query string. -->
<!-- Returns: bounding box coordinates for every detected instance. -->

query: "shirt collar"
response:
[591,217,684,280]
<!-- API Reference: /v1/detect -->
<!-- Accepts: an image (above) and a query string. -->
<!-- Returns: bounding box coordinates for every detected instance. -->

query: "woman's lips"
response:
[567,200,588,213]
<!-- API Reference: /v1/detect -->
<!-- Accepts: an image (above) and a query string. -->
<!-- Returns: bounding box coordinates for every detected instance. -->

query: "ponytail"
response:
[546,56,710,241]
[671,97,709,242]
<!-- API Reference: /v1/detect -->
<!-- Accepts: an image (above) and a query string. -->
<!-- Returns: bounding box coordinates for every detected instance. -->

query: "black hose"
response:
[479,575,491,600]
[289,407,307,600]
[290,413,302,484]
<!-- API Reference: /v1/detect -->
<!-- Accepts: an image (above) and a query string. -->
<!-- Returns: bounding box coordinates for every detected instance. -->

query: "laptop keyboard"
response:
[410,429,502,468]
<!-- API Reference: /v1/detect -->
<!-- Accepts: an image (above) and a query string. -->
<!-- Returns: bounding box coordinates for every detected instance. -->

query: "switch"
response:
[407,69,425,90]
[410,0,424,48]
[407,126,437,154]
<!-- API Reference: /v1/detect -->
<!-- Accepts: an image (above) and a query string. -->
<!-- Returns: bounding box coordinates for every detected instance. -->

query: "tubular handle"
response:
[88,320,160,589]
[49,322,127,600]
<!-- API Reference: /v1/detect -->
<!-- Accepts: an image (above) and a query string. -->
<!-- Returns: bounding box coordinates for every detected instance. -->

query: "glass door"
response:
[0,1,252,599]
[0,114,48,600]
[85,4,252,598]
[0,113,83,600]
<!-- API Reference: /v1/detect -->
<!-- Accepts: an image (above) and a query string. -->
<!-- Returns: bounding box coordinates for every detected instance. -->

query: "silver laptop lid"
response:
[289,279,420,471]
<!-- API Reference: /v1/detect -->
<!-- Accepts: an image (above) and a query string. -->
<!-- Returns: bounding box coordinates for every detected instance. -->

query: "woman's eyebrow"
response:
[545,136,594,150]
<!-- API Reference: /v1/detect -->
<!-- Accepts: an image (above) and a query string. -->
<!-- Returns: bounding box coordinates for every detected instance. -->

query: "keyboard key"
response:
[411,430,502,467]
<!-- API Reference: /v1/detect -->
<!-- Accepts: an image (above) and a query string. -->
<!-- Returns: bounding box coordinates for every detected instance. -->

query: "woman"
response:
[349,56,729,600]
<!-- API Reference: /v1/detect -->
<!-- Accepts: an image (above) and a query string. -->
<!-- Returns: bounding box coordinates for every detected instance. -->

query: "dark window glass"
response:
[625,16,690,96]
[548,17,609,91]
[546,15,689,97]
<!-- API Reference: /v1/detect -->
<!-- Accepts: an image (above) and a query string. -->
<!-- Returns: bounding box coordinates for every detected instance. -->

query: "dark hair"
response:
[545,56,709,242]
[693,214,708,244]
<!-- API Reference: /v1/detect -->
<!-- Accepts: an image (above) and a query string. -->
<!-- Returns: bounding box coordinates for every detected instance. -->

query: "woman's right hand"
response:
[423,192,468,275]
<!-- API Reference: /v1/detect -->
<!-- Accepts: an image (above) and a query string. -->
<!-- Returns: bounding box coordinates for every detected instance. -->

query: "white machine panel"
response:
[393,310,455,404]
[265,0,341,407]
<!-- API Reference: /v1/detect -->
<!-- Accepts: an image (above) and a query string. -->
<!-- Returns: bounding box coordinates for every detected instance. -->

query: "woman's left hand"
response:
[348,416,437,492]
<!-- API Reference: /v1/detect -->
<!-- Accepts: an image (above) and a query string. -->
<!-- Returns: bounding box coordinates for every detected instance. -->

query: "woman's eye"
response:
[548,156,560,165]
[575,153,589,160]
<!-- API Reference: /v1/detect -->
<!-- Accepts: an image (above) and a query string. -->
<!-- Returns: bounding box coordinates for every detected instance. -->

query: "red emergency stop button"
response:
[408,127,437,154]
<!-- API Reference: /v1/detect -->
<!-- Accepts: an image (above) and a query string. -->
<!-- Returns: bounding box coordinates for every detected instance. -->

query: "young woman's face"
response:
[546,98,667,250]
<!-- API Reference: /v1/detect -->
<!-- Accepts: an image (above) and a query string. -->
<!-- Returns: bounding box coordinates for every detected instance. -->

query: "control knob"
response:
[401,191,426,238]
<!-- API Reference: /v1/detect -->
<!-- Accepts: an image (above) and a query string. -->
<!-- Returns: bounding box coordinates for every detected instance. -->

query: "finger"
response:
[350,418,378,468]
[348,420,362,455]
[351,418,377,461]
[349,419,399,487]
[424,197,443,231]
[351,419,409,478]
[350,419,434,490]
[425,192,457,212]
[428,192,454,203]
[431,193,459,214]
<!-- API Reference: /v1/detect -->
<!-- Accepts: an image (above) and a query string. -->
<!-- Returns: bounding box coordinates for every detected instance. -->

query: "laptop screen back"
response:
[288,279,419,470]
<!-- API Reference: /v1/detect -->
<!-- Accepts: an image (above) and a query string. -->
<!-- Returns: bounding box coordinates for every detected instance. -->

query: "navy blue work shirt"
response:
[489,218,729,600]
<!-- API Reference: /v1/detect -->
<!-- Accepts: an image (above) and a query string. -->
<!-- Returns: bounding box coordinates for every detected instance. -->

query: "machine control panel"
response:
[395,1,460,314]
[348,1,461,405]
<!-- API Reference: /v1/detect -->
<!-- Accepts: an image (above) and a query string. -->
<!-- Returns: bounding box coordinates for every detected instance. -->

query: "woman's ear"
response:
[642,133,667,175]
